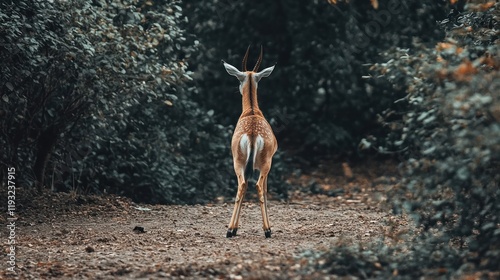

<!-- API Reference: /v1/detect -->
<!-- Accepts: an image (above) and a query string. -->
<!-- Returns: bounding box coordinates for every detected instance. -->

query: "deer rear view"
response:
[222,47,277,238]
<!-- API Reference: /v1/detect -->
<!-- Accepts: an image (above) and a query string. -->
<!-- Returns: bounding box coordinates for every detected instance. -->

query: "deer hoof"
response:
[264,229,272,238]
[227,228,237,238]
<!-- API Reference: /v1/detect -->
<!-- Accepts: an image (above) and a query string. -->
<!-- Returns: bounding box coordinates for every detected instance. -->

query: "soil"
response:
[1,159,408,279]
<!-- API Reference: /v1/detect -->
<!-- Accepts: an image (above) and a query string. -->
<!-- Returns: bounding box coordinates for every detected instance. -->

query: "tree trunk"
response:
[33,125,59,192]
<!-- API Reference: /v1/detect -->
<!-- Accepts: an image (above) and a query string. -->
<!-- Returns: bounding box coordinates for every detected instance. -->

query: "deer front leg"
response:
[256,173,271,238]
[227,173,247,238]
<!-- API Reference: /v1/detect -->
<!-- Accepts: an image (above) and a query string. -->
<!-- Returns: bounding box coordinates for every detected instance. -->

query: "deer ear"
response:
[223,60,246,81]
[254,65,275,82]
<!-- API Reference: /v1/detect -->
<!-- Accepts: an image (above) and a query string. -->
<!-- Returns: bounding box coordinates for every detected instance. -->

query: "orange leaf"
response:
[436,42,455,51]
[454,60,477,81]
[480,2,495,10]
[467,2,495,11]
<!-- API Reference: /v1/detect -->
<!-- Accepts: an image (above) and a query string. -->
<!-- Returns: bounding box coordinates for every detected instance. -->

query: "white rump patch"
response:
[239,134,251,165]
[253,135,265,169]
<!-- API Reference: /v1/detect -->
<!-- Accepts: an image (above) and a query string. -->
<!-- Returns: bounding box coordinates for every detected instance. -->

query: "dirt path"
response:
[2,161,405,279]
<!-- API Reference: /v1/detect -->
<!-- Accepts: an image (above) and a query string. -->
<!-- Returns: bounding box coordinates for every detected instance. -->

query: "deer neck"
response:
[241,74,261,116]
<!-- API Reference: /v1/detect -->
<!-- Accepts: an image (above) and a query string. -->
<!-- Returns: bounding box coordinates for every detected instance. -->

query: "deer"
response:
[222,46,277,238]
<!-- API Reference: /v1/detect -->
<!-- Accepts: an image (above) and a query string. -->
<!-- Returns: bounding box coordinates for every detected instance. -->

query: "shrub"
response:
[297,2,498,278]
[1,0,277,204]
[0,0,97,189]
[358,2,499,275]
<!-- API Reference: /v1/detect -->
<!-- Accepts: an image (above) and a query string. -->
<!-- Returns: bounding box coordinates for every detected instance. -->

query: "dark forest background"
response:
[1,0,498,277]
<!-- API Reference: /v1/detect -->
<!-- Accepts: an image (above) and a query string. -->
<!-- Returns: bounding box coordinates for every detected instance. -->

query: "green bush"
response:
[375,3,499,270]
[327,3,499,276]
[0,0,97,189]
[54,0,232,204]
[1,0,287,204]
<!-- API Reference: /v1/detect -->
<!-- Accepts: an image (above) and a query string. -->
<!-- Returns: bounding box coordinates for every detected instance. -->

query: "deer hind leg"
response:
[227,170,247,238]
[256,170,271,238]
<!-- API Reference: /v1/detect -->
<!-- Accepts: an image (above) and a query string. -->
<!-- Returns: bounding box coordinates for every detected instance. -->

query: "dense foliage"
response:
[315,2,499,277]
[381,2,499,272]
[1,0,96,189]
[0,0,274,204]
[183,0,451,154]
[56,0,239,204]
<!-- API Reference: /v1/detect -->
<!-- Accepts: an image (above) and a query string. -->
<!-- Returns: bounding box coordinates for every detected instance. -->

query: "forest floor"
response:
[1,159,410,279]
